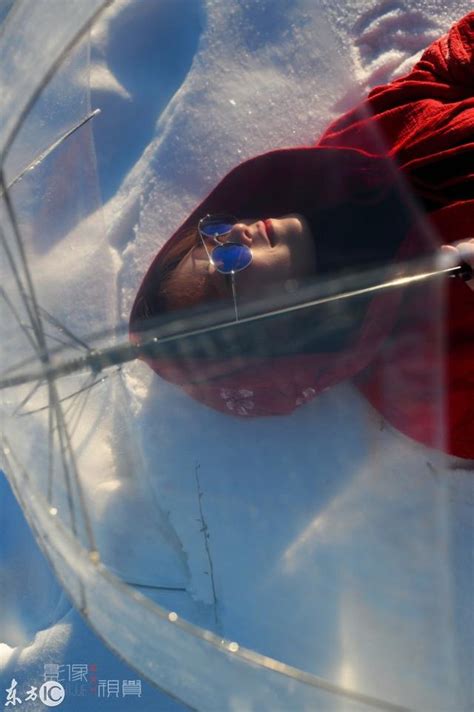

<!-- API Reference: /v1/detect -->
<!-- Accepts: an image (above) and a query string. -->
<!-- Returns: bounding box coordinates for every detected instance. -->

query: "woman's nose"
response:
[227,223,252,245]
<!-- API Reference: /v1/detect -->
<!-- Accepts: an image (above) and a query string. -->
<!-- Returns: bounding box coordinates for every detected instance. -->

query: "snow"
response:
[1,0,473,710]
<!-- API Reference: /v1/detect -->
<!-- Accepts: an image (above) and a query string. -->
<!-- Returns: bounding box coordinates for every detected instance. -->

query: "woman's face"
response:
[174,214,316,305]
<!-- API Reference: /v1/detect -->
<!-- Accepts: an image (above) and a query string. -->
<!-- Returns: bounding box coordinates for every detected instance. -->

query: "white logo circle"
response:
[39,681,65,707]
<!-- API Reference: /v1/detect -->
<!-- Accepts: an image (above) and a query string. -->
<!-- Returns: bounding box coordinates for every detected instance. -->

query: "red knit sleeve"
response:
[318,12,474,209]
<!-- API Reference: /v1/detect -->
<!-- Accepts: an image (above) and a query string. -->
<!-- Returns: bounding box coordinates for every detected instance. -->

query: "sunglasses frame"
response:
[198,214,252,272]
[198,213,253,320]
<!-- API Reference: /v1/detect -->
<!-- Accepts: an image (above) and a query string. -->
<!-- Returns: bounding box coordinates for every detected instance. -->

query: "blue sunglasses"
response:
[198,213,253,320]
[198,213,253,273]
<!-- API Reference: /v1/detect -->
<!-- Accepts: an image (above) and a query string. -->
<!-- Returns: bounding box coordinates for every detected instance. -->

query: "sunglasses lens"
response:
[200,219,235,239]
[212,243,252,273]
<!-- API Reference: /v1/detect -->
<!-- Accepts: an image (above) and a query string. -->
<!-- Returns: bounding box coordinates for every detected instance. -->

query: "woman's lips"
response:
[263,219,274,246]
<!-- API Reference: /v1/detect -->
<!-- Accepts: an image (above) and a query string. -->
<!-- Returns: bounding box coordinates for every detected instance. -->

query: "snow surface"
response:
[1,0,473,710]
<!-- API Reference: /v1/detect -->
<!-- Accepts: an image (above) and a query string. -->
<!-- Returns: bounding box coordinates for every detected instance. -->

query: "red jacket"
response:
[318,12,474,458]
[130,13,474,458]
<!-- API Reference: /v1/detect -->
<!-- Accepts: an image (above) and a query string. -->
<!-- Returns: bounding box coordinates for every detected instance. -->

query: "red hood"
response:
[129,143,420,405]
